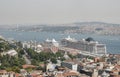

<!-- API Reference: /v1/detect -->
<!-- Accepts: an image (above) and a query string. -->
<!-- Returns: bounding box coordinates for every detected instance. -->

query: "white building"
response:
[35,44,43,53]
[46,62,56,72]
[7,50,17,56]
[22,41,30,48]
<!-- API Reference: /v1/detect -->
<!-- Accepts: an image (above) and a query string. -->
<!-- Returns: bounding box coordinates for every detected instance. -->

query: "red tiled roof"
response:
[31,74,43,77]
[0,70,7,73]
[56,73,63,77]
[36,75,43,77]
[22,64,36,69]
[112,65,120,72]
[63,71,79,77]
[39,64,45,67]
[15,73,22,77]
[114,65,120,69]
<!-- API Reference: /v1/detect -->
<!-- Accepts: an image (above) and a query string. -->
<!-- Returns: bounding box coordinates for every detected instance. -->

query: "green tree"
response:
[56,51,64,58]
[12,66,20,73]
[31,59,39,66]
[68,53,76,60]
[36,66,43,70]
[51,58,57,64]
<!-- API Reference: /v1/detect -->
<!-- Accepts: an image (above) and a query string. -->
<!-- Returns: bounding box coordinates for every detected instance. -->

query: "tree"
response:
[31,59,39,66]
[36,66,43,70]
[51,58,57,64]
[68,53,76,60]
[16,41,22,48]
[60,57,65,61]
[12,66,20,73]
[56,51,64,58]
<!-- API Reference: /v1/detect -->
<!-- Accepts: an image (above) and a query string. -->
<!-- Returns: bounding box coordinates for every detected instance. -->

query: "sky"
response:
[0,0,120,25]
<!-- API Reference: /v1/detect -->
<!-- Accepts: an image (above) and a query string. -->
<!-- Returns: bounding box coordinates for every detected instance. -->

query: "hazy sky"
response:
[0,0,120,24]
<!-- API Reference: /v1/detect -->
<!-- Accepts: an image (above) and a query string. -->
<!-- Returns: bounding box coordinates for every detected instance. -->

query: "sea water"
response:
[0,30,120,54]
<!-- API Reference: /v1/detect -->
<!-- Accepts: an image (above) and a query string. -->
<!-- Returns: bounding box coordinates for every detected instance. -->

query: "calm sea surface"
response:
[0,30,120,54]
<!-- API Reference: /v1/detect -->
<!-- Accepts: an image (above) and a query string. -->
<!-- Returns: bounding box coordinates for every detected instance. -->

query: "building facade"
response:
[61,61,78,71]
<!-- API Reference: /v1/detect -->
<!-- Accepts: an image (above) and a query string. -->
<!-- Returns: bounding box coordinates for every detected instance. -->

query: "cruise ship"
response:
[61,36,107,56]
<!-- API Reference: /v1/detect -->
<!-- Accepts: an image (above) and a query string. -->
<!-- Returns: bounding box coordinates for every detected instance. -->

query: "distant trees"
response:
[0,38,19,52]
[0,38,26,72]
[68,53,77,60]
[51,58,57,64]
[55,51,64,58]
[26,48,65,65]
[31,59,39,66]
[0,54,26,72]
[0,41,11,52]
[36,66,43,70]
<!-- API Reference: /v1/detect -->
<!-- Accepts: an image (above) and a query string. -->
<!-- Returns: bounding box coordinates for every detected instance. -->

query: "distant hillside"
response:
[9,22,120,35]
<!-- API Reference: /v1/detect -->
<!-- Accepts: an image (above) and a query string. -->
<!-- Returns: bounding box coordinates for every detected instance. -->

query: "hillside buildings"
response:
[22,41,43,53]
[0,70,15,77]
[0,36,120,77]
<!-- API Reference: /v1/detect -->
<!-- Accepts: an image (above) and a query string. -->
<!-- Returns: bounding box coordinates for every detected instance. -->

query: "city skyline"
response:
[0,0,120,25]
